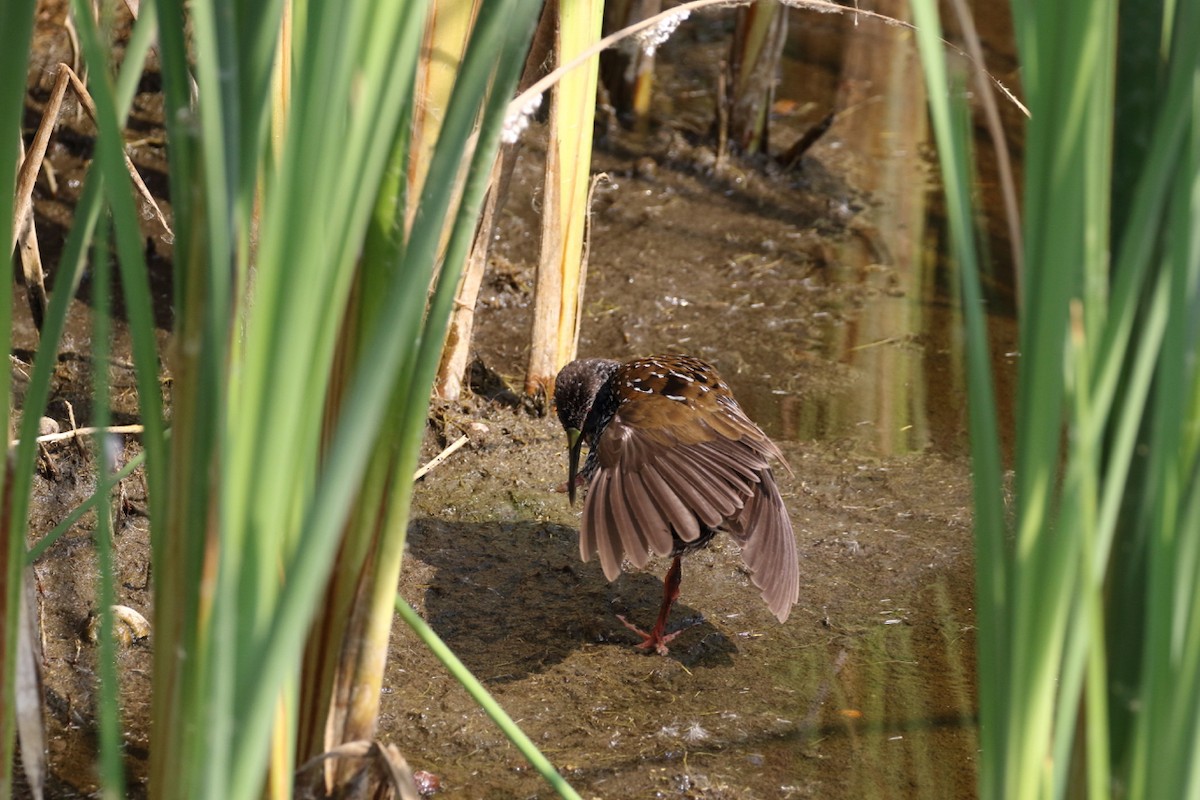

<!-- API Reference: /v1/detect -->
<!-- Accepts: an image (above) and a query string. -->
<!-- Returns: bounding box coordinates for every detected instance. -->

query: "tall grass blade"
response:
[4,169,106,800]
[916,0,1200,795]
[395,597,582,800]
[119,0,544,794]
[89,220,127,800]
[908,0,1008,793]
[298,0,461,782]
[0,3,38,793]
[299,5,544,781]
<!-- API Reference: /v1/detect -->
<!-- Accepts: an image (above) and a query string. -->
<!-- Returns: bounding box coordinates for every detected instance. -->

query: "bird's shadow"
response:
[405,518,737,681]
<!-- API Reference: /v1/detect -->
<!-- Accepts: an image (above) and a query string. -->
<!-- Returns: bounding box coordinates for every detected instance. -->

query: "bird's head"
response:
[553,358,619,504]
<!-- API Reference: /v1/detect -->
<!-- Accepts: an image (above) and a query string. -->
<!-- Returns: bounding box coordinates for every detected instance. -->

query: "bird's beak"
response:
[566,427,583,505]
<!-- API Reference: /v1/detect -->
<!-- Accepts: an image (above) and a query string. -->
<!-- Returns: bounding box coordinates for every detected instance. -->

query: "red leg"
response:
[617,556,697,655]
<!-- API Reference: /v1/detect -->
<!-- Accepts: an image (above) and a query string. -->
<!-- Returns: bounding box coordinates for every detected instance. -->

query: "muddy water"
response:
[16,2,1019,798]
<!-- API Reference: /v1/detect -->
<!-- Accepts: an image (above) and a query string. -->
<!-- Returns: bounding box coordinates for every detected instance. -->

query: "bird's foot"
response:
[616,614,697,656]
[553,474,587,494]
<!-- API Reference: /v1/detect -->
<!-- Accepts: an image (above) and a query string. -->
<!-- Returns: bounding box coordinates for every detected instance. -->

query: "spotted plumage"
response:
[554,354,800,654]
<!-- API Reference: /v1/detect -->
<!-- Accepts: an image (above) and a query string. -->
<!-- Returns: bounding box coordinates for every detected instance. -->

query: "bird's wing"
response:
[579,389,792,592]
[725,469,800,623]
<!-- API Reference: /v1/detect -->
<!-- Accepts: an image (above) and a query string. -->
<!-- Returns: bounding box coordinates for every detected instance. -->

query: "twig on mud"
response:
[15,136,50,330]
[12,63,172,275]
[9,423,145,450]
[413,434,471,482]
[10,355,31,381]
[64,400,87,459]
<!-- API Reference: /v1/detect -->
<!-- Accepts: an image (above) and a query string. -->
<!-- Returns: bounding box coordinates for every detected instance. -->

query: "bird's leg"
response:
[617,555,697,655]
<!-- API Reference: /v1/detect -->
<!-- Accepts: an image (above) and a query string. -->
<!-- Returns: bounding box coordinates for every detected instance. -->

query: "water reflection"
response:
[770,6,985,797]
[785,1,967,458]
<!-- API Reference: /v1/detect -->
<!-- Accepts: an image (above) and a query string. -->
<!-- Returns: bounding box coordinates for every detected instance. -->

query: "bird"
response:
[553,354,800,655]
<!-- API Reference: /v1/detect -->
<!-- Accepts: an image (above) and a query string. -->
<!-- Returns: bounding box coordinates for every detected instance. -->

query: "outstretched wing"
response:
[725,469,800,622]
[578,377,799,622]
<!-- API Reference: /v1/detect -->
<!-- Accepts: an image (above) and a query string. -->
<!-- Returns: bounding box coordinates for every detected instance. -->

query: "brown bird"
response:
[554,354,800,654]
